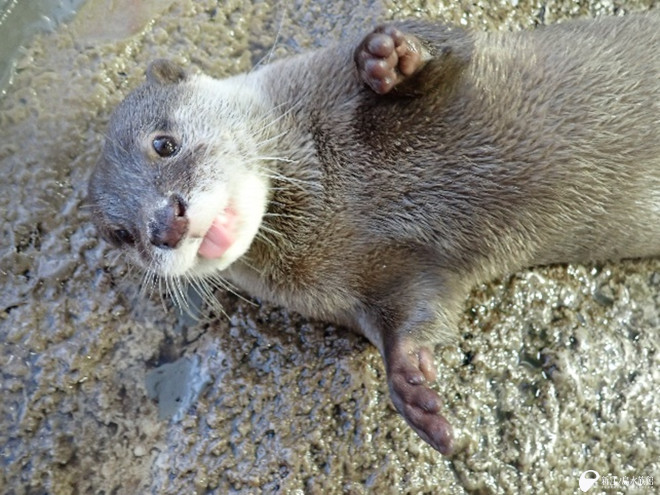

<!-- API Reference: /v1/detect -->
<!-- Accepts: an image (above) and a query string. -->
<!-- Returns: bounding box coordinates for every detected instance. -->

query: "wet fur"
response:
[228,14,660,345]
[89,13,660,454]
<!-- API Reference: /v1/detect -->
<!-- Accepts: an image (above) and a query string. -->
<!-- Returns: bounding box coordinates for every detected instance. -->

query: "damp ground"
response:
[1,0,658,493]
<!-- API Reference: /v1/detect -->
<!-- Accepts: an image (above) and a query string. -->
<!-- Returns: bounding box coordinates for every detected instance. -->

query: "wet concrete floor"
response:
[1,0,658,493]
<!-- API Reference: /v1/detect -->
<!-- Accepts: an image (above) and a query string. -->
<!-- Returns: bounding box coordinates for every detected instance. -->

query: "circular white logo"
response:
[579,470,600,492]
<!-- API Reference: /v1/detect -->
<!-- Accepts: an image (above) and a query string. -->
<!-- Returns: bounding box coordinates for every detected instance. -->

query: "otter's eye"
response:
[111,228,135,246]
[152,135,178,157]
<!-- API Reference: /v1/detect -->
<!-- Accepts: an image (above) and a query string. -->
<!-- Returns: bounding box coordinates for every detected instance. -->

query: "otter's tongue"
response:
[198,210,237,260]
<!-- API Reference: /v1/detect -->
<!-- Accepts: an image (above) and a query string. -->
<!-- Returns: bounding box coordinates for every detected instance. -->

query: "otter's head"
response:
[88,60,270,278]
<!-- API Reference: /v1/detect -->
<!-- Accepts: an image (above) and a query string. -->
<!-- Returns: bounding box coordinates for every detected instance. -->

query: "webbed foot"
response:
[385,341,453,454]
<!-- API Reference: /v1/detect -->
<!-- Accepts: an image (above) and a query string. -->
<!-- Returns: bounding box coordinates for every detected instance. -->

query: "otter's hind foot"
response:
[386,342,454,454]
[355,26,428,94]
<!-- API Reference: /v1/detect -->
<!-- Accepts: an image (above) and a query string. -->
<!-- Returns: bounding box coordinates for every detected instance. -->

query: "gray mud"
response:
[1,0,658,493]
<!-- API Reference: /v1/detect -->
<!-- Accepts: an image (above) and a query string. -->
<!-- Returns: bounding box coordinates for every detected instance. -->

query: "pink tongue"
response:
[198,210,238,260]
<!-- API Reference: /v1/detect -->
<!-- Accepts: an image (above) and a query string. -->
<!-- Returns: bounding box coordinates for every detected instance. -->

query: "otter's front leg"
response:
[354,25,431,94]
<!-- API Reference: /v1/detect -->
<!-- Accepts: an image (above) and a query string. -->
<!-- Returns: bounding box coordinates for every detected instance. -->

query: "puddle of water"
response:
[145,355,211,421]
[0,0,86,94]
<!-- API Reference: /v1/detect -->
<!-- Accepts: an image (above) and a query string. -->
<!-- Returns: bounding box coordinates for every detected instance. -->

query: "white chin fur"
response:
[154,172,268,278]
[211,174,269,271]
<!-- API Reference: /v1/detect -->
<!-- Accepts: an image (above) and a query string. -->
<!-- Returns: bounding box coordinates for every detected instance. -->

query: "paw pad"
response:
[355,26,426,94]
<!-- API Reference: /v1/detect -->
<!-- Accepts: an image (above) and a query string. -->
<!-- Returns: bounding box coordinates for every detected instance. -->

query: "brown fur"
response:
[89,13,660,454]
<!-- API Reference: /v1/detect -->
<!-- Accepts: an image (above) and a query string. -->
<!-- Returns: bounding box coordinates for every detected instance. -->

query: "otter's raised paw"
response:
[354,26,428,94]
[386,344,454,454]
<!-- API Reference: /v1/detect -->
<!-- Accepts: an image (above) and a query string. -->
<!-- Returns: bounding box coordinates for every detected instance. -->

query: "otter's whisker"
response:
[172,276,192,313]
[108,250,123,267]
[234,255,264,278]
[138,268,154,299]
[254,155,297,164]
[207,273,258,307]
[258,223,285,239]
[165,276,180,311]
[252,99,305,141]
[253,129,290,148]
[190,275,231,320]
[255,231,279,251]
[179,273,212,320]
[263,212,306,221]
[260,168,318,191]
[155,275,167,311]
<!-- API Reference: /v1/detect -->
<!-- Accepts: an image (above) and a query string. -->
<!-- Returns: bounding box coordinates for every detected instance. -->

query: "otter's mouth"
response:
[197,207,238,260]
[178,173,268,275]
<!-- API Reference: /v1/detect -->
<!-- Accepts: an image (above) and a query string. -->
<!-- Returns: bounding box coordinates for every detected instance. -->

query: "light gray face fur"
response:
[89,61,271,279]
[89,14,660,455]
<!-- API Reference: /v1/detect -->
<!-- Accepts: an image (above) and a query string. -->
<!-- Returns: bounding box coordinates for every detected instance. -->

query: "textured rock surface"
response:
[0,0,658,493]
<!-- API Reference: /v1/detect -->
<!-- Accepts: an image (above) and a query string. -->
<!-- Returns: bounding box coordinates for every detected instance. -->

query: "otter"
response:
[88,13,660,455]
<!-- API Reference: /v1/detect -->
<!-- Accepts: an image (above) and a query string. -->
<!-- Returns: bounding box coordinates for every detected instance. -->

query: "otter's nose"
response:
[149,193,189,249]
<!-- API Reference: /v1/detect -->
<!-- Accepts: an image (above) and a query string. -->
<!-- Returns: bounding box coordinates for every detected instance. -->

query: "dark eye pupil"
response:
[113,229,135,245]
[153,136,178,157]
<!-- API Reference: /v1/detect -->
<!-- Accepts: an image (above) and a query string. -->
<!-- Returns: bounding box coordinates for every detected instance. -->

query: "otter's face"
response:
[88,60,270,278]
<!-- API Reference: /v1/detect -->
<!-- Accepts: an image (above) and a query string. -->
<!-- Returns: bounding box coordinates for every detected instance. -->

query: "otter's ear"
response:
[146,59,187,85]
